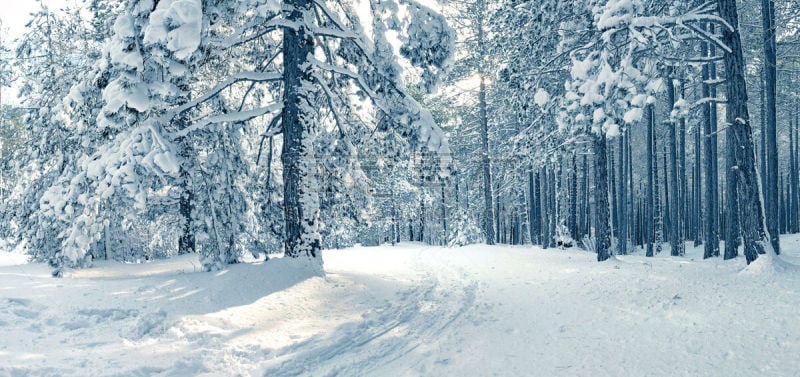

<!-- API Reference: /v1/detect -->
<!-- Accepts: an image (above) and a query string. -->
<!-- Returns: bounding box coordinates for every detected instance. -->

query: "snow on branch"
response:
[170,70,282,119]
[170,103,283,139]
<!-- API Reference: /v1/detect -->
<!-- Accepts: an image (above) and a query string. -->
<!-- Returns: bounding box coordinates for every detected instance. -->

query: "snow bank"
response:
[2,238,800,376]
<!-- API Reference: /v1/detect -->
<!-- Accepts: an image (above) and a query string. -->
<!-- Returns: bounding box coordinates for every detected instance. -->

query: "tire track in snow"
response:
[262,250,480,377]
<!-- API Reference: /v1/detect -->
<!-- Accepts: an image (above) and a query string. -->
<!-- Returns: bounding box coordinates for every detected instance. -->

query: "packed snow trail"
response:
[2,239,800,376]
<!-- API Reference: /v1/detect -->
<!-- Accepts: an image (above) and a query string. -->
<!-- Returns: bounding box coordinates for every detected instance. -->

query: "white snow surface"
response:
[3,236,800,376]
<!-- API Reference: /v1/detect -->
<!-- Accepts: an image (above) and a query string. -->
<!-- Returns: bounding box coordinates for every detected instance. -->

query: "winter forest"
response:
[2,0,800,375]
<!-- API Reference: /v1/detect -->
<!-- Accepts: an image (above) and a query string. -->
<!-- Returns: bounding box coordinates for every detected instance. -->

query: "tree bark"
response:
[282,0,321,258]
[594,134,610,261]
[702,27,720,258]
[762,0,780,254]
[718,0,770,263]
[646,105,655,257]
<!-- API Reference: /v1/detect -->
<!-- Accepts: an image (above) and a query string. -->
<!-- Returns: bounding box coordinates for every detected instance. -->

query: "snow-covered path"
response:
[2,240,800,376]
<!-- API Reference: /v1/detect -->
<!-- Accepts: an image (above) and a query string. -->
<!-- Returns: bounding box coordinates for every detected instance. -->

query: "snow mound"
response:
[741,252,800,276]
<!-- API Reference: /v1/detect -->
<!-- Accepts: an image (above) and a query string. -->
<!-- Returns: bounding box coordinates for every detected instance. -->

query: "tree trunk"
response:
[570,154,579,242]
[793,113,800,233]
[594,133,611,261]
[618,133,628,254]
[786,117,797,233]
[178,140,195,255]
[646,105,655,257]
[702,27,720,258]
[724,124,740,260]
[693,100,702,246]
[282,0,321,258]
[610,144,618,243]
[718,0,770,263]
[762,0,780,254]
[667,75,683,256]
[542,169,551,249]
[679,82,688,242]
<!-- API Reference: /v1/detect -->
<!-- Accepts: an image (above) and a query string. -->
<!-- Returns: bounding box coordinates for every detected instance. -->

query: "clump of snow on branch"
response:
[561,0,726,138]
[144,0,203,60]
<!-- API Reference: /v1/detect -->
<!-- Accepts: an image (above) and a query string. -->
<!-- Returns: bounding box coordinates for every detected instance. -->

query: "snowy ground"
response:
[2,237,800,376]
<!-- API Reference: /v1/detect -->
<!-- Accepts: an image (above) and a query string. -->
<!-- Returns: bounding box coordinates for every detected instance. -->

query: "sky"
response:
[0,0,72,105]
[1,0,72,41]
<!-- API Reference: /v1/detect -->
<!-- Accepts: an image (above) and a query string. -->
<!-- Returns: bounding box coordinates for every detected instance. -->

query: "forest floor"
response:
[2,236,800,376]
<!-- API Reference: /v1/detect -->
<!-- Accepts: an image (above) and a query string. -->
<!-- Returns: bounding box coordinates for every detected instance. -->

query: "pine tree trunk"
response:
[703,27,720,258]
[718,0,770,263]
[594,133,611,261]
[536,171,542,245]
[282,0,321,258]
[618,134,628,254]
[178,140,195,255]
[724,125,740,260]
[646,105,655,257]
[627,129,634,247]
[441,184,447,245]
[667,76,683,256]
[479,77,495,245]
[582,153,590,240]
[760,71,767,217]
[663,146,671,245]
[786,117,797,233]
[528,169,536,244]
[793,113,800,233]
[679,82,688,242]
[694,104,702,246]
[762,0,780,254]
[542,169,551,249]
[610,144,618,244]
[550,166,557,246]
[570,155,579,242]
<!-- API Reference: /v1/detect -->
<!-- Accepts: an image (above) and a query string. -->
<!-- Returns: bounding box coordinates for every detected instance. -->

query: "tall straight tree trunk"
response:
[282,0,321,258]
[667,75,683,256]
[786,117,797,233]
[725,125,740,259]
[795,108,800,233]
[440,184,447,245]
[495,178,502,243]
[550,165,557,246]
[679,82,688,242]
[582,153,591,239]
[178,141,195,255]
[762,0,780,254]
[570,154,579,241]
[479,75,495,245]
[793,113,800,233]
[663,146,671,244]
[528,169,536,244]
[610,144,618,241]
[781,174,787,233]
[618,133,628,254]
[535,171,542,244]
[760,71,767,213]
[654,136,662,247]
[594,133,611,261]
[702,28,720,258]
[542,169,551,249]
[550,164,561,247]
[420,197,426,242]
[627,127,634,246]
[646,105,655,257]
[693,96,703,246]
[718,0,770,263]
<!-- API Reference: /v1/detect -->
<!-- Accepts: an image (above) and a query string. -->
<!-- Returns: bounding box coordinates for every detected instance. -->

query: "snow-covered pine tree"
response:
[1,3,105,264]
